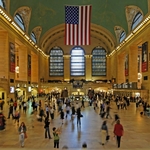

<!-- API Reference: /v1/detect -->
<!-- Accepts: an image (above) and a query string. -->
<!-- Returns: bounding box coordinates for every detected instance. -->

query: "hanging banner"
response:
[142,42,148,72]
[28,55,31,76]
[125,54,129,76]
[137,55,141,73]
[9,42,15,73]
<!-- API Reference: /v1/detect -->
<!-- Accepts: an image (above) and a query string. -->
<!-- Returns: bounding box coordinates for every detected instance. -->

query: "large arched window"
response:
[30,32,37,43]
[71,47,85,76]
[0,0,5,9]
[49,47,64,76]
[131,12,143,30]
[92,47,106,76]
[119,31,126,43]
[14,13,25,31]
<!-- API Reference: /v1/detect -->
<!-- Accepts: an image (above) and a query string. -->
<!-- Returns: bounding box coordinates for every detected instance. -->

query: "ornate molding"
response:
[114,26,126,44]
[125,5,143,32]
[31,26,42,44]
[14,6,31,33]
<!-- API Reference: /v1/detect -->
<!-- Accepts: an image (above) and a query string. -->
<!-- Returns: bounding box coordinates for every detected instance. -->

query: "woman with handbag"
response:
[101,120,108,145]
[18,122,27,147]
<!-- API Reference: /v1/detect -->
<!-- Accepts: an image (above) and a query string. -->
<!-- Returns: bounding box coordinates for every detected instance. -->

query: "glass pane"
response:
[71,47,85,76]
[31,32,37,43]
[14,14,25,31]
[119,31,126,43]
[0,0,5,9]
[131,12,143,30]
[49,47,64,76]
[92,47,106,76]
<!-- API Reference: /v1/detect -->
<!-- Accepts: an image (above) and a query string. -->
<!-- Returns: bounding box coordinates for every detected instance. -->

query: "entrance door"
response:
[2,92,4,99]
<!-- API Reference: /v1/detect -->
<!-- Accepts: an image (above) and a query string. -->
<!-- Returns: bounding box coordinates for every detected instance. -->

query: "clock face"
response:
[138,73,142,79]
[15,66,19,73]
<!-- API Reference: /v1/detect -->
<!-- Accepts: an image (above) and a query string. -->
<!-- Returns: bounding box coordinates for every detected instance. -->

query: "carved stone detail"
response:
[14,6,31,33]
[114,26,125,44]
[125,5,143,32]
[2,0,6,9]
[31,26,42,44]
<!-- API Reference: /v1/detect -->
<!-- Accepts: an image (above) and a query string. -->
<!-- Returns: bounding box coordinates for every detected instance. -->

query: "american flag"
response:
[65,5,92,45]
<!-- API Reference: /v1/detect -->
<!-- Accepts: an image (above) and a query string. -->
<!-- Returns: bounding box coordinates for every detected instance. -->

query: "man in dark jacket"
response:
[7,104,13,119]
[44,117,52,139]
[77,108,82,126]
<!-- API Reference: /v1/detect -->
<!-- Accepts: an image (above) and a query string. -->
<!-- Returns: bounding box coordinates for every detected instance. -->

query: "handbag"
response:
[80,114,83,117]
[24,132,27,138]
[106,135,110,141]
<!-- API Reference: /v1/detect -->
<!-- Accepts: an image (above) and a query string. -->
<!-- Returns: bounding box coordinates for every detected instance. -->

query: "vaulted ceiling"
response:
[6,0,149,54]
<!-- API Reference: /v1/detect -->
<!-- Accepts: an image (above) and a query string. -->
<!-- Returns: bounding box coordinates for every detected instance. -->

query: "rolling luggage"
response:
[140,112,143,115]
[101,112,106,118]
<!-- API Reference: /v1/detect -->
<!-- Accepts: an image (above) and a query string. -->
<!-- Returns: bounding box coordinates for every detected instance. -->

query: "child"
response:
[53,127,60,149]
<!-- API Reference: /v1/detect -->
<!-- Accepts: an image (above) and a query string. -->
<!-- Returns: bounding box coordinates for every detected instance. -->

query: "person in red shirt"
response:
[113,119,124,148]
[13,101,17,110]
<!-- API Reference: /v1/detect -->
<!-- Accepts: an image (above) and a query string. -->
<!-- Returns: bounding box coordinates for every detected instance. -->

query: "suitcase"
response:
[140,112,143,115]
[101,112,106,118]
[106,135,110,141]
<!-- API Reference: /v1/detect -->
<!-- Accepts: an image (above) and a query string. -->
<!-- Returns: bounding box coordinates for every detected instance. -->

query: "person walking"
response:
[81,99,85,108]
[71,104,76,121]
[50,106,54,120]
[76,107,82,126]
[106,104,112,119]
[65,105,70,119]
[7,104,14,119]
[0,111,6,130]
[113,119,124,148]
[101,120,108,145]
[39,107,45,122]
[60,109,64,124]
[14,110,20,125]
[45,105,50,118]
[13,100,17,111]
[23,101,27,114]
[111,113,120,125]
[18,122,27,148]
[44,117,52,139]
[117,100,120,110]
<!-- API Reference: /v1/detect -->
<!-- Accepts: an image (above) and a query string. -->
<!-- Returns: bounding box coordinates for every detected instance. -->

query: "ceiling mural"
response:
[9,0,148,39]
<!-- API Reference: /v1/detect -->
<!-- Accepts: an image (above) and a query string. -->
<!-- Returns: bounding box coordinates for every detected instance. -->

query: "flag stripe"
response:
[74,25,77,45]
[78,7,82,45]
[87,6,91,45]
[82,6,85,45]
[70,24,73,45]
[65,5,91,45]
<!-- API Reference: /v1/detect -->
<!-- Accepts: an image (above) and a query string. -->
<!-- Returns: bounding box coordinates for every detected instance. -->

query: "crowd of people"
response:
[0,92,148,149]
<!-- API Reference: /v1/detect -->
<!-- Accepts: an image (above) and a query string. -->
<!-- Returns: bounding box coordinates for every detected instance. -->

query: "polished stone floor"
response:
[0,98,150,150]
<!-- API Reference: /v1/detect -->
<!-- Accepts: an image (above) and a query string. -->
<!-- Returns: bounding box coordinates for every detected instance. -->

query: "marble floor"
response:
[0,99,150,150]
